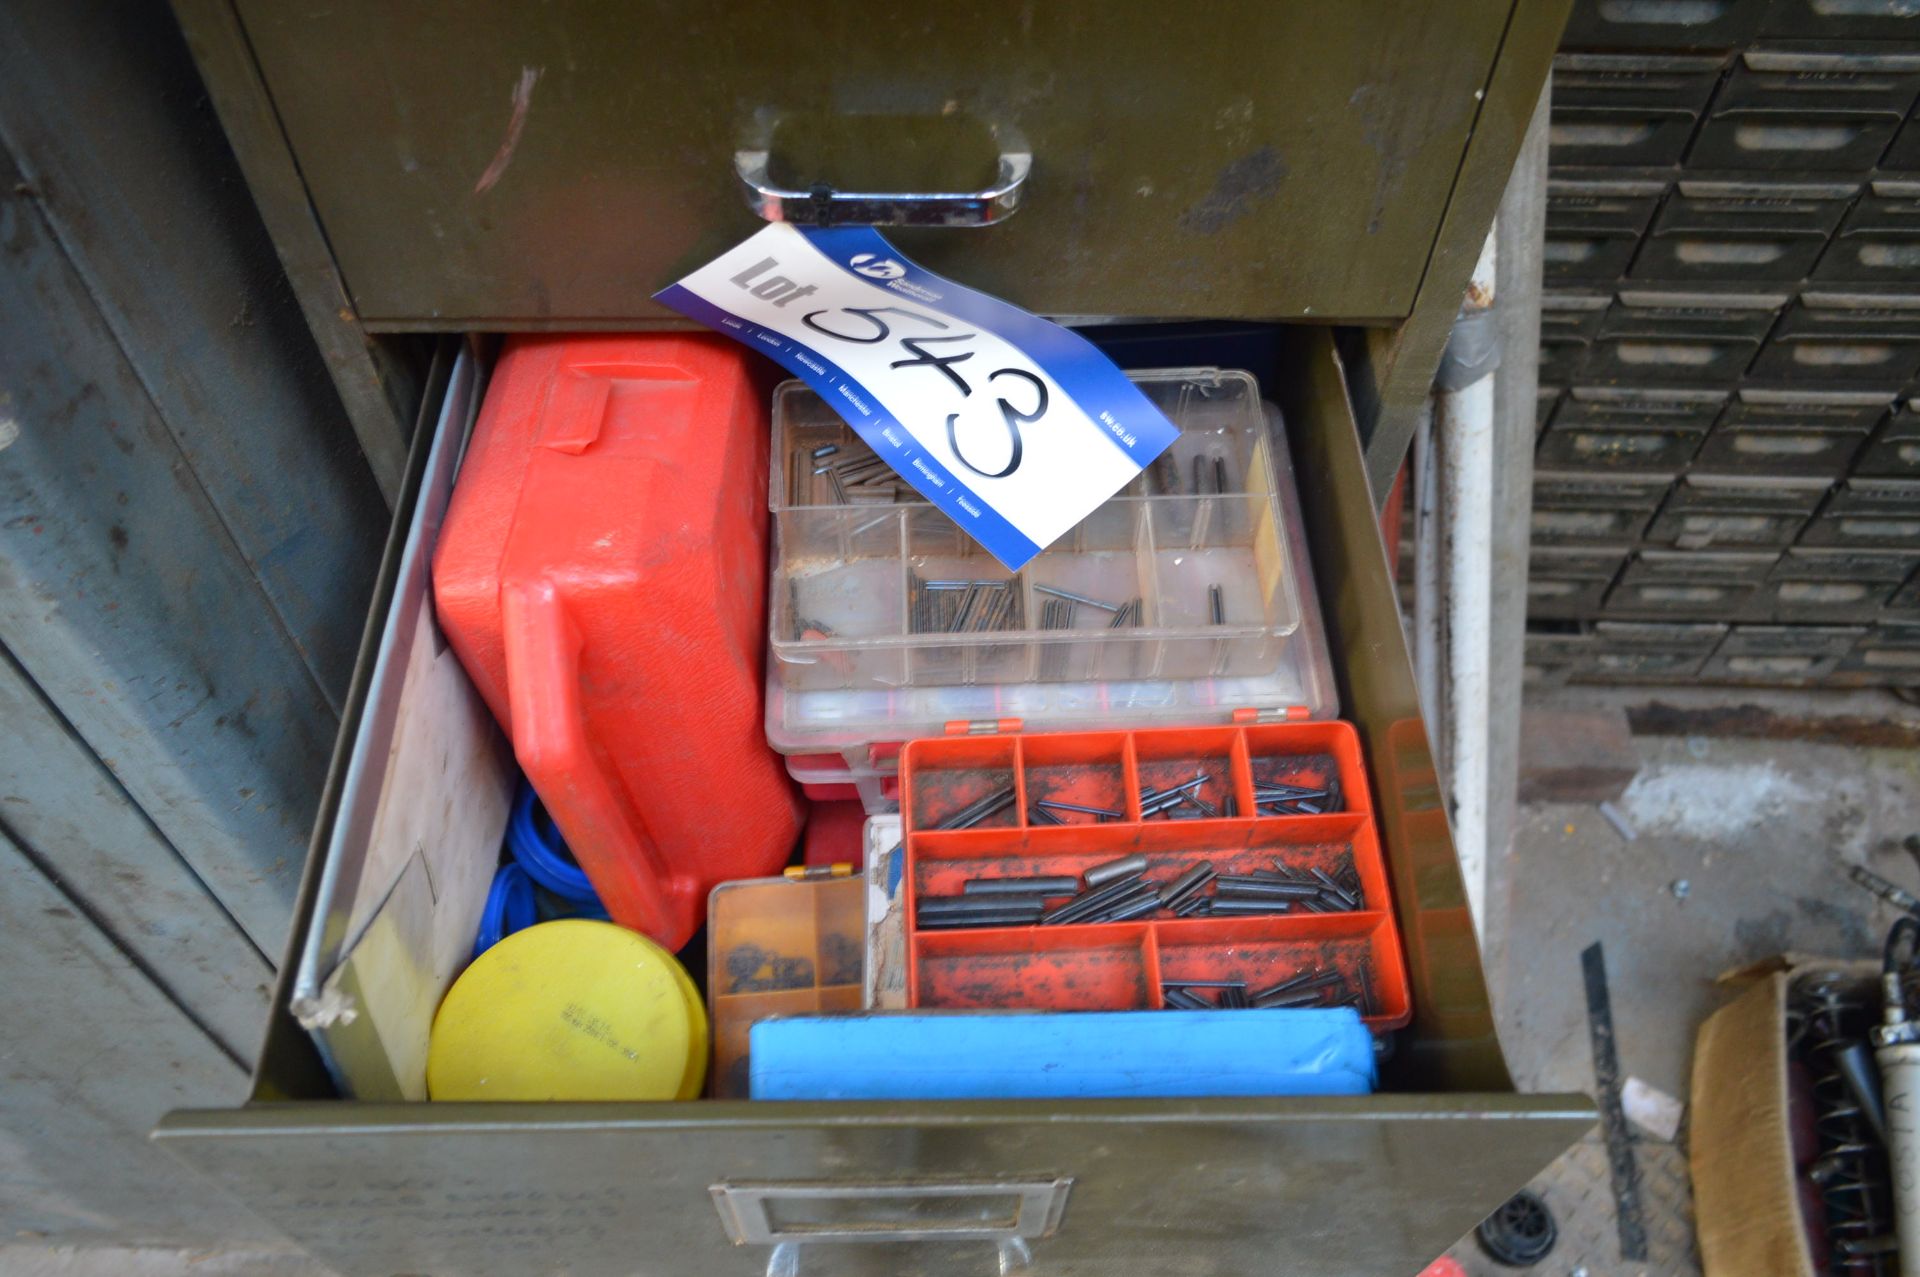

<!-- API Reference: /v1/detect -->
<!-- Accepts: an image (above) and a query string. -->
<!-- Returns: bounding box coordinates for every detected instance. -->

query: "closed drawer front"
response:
[1541,293,1615,341]
[1770,546,1920,583]
[1547,177,1669,235]
[1529,574,1614,618]
[1664,473,1831,514]
[1688,51,1920,171]
[1692,425,1865,477]
[1556,385,1728,429]
[1555,52,1731,112]
[1605,577,1762,613]
[223,3,1530,325]
[1815,181,1920,283]
[1636,178,1853,283]
[1552,106,1704,166]
[1585,333,1761,383]
[1800,478,1920,546]
[1537,423,1706,470]
[1534,469,1677,509]
[1626,548,1782,582]
[1582,618,1728,676]
[1752,576,1896,621]
[1546,231,1642,282]
[1532,544,1634,578]
[1762,0,1920,42]
[1719,386,1892,432]
[1750,297,1920,384]
[1701,622,1867,679]
[1566,0,1766,51]
[1534,504,1659,543]
[1648,507,1810,547]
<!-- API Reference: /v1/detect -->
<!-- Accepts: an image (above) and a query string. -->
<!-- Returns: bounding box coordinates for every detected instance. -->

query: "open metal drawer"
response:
[155,330,1590,1276]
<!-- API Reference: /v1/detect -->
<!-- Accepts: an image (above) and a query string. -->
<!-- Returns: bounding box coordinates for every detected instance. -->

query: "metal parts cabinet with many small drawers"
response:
[146,4,1589,1274]
[1535,0,1920,689]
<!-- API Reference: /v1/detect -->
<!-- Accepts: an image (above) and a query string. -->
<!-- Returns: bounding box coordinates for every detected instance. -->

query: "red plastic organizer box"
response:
[901,722,1411,1029]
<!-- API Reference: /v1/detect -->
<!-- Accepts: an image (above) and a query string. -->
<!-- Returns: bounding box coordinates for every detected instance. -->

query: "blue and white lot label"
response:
[656,224,1179,571]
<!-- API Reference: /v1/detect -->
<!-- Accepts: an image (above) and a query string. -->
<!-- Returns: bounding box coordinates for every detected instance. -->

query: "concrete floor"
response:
[1441,687,1920,1275]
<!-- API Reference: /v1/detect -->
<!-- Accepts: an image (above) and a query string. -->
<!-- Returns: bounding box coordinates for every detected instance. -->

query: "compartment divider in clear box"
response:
[769,369,1313,692]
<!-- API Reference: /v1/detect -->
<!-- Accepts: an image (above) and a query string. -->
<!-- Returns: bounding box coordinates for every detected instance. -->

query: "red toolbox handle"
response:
[502,579,676,937]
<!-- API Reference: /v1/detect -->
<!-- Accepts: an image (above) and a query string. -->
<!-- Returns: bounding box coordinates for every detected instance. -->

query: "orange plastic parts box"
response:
[435,334,802,948]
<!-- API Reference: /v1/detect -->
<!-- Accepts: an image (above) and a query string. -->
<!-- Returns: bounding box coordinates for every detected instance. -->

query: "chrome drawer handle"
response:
[711,1176,1071,1245]
[735,123,1031,228]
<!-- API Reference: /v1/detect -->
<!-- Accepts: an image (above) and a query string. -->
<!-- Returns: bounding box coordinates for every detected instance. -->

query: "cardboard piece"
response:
[1690,957,1879,1277]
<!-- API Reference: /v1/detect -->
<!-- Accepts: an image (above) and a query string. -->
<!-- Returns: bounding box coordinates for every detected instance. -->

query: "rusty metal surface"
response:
[220,0,1515,327]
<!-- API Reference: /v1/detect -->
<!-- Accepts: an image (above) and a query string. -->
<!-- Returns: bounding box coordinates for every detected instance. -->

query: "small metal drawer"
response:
[1534,469,1678,509]
[1534,544,1636,577]
[1524,627,1597,687]
[1583,620,1729,679]
[1687,50,1920,171]
[1606,577,1762,615]
[1530,575,1614,618]
[1555,53,1731,113]
[1552,55,1721,169]
[1535,475,1672,550]
[1545,177,1667,282]
[1532,506,1659,543]
[1547,176,1670,236]
[1565,0,1768,51]
[1647,474,1825,546]
[1813,181,1920,284]
[1528,545,1629,621]
[1710,48,1920,117]
[1664,472,1833,514]
[1799,478,1920,547]
[1701,623,1867,680]
[1537,422,1706,471]
[1692,424,1867,477]
[1545,231,1641,283]
[1604,548,1778,617]
[1541,292,1616,342]
[1772,545,1920,583]
[1585,289,1783,385]
[1855,403,1920,476]
[1554,385,1729,430]
[1718,385,1893,432]
[1757,548,1917,621]
[1831,621,1920,685]
[1748,292,1920,386]
[1751,578,1899,622]
[1762,0,1920,42]
[1633,179,1856,283]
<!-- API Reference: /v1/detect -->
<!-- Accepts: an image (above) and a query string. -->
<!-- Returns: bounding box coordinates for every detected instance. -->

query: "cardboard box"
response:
[1691,957,1879,1277]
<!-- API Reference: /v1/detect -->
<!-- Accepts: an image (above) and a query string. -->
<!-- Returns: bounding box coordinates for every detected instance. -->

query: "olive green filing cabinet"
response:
[159,5,1588,1273]
[173,0,1570,499]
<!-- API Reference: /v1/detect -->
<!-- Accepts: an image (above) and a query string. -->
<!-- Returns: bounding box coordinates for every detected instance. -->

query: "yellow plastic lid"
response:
[428,919,707,1101]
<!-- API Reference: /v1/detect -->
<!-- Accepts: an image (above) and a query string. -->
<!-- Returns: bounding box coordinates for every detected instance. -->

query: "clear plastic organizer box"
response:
[769,369,1306,692]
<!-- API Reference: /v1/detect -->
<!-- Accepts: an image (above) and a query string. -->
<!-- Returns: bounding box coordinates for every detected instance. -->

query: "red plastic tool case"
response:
[900,722,1411,1029]
[434,334,802,948]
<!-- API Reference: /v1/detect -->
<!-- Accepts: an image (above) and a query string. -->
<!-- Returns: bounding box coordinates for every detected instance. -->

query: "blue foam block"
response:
[749,1010,1376,1100]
